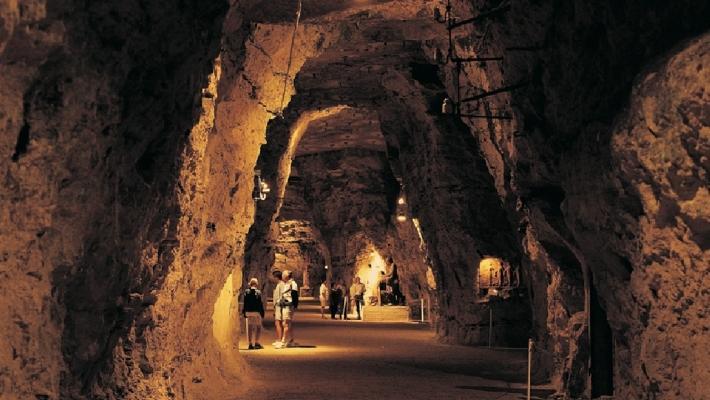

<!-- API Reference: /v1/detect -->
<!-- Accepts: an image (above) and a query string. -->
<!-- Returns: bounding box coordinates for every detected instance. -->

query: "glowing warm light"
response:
[396,214,407,222]
[324,265,329,270]
[355,247,386,299]
[397,197,405,205]
[478,257,503,288]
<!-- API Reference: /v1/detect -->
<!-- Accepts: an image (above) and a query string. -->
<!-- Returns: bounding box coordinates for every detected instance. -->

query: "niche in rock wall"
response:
[354,247,387,303]
[476,257,521,301]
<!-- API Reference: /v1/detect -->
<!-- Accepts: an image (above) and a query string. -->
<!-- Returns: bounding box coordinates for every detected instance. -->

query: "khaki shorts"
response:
[275,305,294,321]
[245,312,262,327]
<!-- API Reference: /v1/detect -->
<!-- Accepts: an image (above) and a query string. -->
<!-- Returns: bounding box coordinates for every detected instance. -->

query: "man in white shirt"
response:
[319,279,328,319]
[275,270,298,348]
[271,270,284,346]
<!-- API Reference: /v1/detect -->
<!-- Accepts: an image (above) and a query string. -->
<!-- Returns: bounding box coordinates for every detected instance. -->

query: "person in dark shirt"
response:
[329,282,342,319]
[242,278,265,350]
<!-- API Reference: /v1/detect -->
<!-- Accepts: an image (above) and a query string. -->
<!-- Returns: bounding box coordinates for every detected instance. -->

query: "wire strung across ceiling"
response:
[277,0,303,118]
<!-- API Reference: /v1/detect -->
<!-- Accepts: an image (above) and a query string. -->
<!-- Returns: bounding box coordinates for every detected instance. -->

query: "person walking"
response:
[274,270,298,349]
[242,278,265,349]
[349,277,366,320]
[319,279,329,319]
[340,281,349,320]
[329,282,342,319]
[377,271,387,305]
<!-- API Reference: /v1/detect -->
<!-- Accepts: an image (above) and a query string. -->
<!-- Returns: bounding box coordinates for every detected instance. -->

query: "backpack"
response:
[291,283,299,309]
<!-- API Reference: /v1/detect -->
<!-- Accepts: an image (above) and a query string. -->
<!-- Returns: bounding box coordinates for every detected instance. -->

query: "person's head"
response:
[354,277,361,284]
[282,270,292,281]
[272,270,282,282]
[249,278,258,288]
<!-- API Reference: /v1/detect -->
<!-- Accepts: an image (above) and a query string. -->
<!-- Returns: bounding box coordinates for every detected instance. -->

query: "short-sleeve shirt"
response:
[278,279,298,304]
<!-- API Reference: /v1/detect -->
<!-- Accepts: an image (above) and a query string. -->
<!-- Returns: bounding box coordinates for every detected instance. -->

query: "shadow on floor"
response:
[456,385,556,399]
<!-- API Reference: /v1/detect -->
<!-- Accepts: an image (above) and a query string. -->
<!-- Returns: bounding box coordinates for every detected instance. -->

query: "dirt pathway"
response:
[233,309,554,400]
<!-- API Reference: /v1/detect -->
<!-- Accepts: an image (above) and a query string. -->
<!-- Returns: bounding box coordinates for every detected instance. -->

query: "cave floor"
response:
[234,304,554,400]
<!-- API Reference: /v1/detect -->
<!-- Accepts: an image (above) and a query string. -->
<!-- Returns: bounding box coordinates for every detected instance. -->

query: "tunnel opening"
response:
[590,281,614,398]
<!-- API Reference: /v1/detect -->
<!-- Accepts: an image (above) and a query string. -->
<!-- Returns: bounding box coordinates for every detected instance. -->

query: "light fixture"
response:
[441,97,455,114]
[253,170,271,201]
[396,185,408,222]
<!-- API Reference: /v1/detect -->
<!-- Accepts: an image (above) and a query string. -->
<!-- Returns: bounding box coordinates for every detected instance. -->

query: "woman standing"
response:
[242,278,265,350]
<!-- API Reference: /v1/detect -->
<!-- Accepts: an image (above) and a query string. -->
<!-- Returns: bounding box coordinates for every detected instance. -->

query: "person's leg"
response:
[356,298,361,319]
[245,317,253,348]
[255,316,262,347]
[273,307,283,345]
[288,310,295,344]
[281,320,291,345]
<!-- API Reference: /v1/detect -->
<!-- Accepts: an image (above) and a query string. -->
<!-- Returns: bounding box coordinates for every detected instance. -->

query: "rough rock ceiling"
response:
[287,18,442,156]
[296,108,385,156]
[247,0,437,23]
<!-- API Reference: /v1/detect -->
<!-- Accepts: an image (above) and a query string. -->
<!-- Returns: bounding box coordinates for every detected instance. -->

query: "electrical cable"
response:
[277,0,303,118]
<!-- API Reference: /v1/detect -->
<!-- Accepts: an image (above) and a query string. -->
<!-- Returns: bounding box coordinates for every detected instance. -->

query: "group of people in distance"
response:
[319,264,405,320]
[240,264,406,350]
[241,269,299,350]
[321,277,366,320]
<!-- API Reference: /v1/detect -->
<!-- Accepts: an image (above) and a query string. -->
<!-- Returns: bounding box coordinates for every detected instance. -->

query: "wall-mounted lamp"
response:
[441,97,455,115]
[253,169,271,201]
[396,186,409,222]
[324,265,329,270]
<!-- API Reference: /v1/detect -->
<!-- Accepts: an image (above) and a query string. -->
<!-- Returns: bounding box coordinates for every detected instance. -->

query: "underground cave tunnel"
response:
[1,0,708,399]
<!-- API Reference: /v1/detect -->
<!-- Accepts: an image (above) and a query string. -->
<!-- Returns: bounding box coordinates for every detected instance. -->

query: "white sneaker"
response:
[273,341,286,349]
[272,341,281,347]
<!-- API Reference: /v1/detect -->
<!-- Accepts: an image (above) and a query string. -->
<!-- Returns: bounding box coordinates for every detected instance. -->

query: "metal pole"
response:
[451,56,503,63]
[488,306,493,347]
[527,338,534,400]
[448,2,511,29]
[421,298,425,323]
[459,81,528,103]
[426,296,431,323]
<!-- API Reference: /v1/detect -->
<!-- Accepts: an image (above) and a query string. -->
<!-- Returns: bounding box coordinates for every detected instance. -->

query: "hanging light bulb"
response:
[398,197,405,205]
[441,97,455,114]
[253,170,269,201]
[396,214,407,222]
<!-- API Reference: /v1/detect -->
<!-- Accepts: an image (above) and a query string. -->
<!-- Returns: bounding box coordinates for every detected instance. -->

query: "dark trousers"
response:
[354,296,363,318]
[330,301,339,319]
[341,297,348,320]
